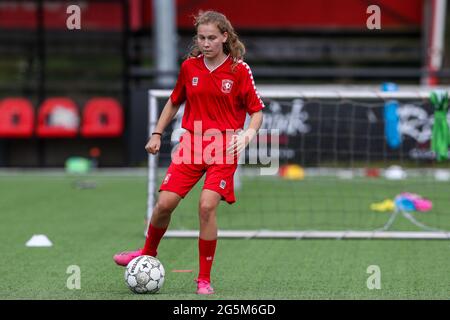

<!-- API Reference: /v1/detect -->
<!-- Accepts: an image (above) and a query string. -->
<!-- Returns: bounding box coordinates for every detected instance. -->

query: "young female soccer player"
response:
[113,10,264,295]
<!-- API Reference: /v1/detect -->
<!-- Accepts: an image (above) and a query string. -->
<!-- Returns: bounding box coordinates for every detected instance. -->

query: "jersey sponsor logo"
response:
[219,180,226,189]
[192,77,199,86]
[221,79,233,93]
[163,173,171,184]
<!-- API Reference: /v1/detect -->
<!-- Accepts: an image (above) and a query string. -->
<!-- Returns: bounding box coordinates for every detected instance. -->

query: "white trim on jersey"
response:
[203,54,230,73]
[239,61,265,109]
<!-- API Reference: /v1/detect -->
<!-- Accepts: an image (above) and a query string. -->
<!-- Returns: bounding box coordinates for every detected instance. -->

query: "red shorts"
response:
[159,131,239,204]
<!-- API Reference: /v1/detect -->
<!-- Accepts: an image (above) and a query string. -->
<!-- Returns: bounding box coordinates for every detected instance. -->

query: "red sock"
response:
[142,224,167,257]
[198,238,217,283]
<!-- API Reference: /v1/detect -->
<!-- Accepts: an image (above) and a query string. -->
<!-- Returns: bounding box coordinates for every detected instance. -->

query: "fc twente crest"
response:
[221,79,233,93]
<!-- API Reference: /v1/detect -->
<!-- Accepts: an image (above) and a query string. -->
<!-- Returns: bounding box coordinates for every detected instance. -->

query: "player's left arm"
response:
[227,62,265,156]
[227,110,263,156]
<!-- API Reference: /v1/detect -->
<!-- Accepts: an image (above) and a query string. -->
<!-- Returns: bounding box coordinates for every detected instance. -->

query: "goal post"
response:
[147,86,450,239]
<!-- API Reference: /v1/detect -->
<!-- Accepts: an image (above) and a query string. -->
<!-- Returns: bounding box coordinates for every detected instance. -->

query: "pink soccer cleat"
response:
[196,279,214,295]
[113,248,143,266]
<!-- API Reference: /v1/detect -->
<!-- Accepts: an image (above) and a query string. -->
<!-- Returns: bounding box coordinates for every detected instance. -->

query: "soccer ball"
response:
[124,255,165,294]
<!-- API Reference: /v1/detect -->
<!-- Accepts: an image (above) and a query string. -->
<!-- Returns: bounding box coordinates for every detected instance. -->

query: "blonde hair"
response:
[188,11,245,69]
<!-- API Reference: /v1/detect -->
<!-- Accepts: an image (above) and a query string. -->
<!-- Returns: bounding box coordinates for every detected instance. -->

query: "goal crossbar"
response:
[147,87,449,100]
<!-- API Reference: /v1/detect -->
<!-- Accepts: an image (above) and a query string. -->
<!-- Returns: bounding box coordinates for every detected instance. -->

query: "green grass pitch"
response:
[0,172,449,299]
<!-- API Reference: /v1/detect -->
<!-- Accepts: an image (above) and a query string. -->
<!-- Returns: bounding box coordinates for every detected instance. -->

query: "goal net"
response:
[147,86,450,239]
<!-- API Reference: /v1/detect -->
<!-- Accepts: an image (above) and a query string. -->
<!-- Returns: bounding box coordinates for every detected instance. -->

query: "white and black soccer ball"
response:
[124,255,165,294]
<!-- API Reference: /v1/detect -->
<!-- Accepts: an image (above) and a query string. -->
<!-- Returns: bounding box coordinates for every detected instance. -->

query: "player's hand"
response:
[145,135,161,154]
[226,129,256,156]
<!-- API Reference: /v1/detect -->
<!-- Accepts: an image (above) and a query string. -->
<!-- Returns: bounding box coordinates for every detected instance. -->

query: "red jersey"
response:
[170,54,264,132]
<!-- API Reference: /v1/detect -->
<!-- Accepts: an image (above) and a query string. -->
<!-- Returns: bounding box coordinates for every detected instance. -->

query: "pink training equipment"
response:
[400,192,433,212]
[413,199,433,212]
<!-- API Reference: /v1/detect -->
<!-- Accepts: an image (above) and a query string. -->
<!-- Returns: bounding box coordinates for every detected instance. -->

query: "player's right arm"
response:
[146,60,188,155]
[145,98,181,155]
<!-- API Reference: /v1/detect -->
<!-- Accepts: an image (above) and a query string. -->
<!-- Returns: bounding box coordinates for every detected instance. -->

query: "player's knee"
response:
[199,201,216,221]
[156,199,176,215]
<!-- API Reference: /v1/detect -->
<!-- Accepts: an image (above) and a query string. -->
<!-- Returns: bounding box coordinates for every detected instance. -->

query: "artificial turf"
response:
[0,172,449,299]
